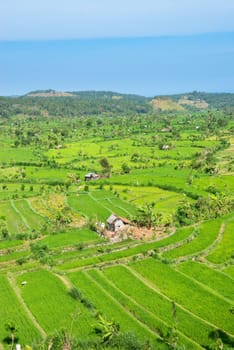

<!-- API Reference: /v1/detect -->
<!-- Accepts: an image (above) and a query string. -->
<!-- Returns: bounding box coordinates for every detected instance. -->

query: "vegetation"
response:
[0,90,233,349]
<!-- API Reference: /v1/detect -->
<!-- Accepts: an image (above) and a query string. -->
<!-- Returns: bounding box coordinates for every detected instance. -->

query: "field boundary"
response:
[126,265,234,338]
[94,269,202,349]
[7,272,47,339]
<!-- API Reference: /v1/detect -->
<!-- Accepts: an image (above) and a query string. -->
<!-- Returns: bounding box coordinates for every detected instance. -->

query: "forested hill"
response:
[26,89,148,101]
[160,91,234,109]
[0,90,150,118]
[0,90,234,118]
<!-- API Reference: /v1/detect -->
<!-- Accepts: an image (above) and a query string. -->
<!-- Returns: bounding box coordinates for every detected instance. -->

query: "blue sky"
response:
[0,1,234,96]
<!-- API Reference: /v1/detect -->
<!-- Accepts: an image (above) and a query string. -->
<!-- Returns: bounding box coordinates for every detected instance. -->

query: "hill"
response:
[1,91,234,119]
[27,89,75,97]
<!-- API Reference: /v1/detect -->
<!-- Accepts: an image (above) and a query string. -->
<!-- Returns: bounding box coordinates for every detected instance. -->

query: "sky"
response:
[0,0,234,96]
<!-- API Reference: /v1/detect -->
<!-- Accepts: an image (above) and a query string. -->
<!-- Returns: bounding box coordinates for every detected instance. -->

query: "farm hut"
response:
[107,214,130,232]
[162,144,170,150]
[84,172,100,181]
[161,127,171,132]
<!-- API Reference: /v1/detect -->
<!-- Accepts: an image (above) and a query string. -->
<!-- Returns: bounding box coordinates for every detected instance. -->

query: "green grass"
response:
[87,269,198,349]
[0,201,26,234]
[101,265,216,347]
[131,259,234,335]
[108,169,207,201]
[0,147,37,163]
[90,190,138,216]
[206,220,234,264]
[46,141,101,164]
[163,219,221,259]
[16,269,94,337]
[68,193,111,220]
[0,239,23,250]
[24,166,71,183]
[13,199,46,230]
[194,175,234,195]
[68,270,159,345]
[0,250,30,263]
[0,274,41,346]
[223,265,234,279]
[177,261,234,302]
[40,228,103,249]
[0,182,41,200]
[68,190,137,221]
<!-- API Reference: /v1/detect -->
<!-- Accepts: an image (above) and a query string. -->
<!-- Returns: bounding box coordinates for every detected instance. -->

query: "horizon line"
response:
[1,89,234,98]
[1,30,234,43]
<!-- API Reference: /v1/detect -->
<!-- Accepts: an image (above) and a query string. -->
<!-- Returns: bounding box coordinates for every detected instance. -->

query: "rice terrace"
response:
[0,91,233,349]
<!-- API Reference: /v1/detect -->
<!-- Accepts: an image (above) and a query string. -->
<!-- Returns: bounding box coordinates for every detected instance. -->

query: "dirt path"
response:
[204,257,234,271]
[53,272,72,290]
[7,272,47,339]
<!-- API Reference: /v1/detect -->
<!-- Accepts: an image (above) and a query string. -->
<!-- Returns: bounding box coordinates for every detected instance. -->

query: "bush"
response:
[69,286,83,300]
[111,331,151,350]
[16,257,28,265]
[69,287,94,310]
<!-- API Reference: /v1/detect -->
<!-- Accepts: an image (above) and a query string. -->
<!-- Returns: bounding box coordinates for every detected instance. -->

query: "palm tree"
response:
[95,314,120,343]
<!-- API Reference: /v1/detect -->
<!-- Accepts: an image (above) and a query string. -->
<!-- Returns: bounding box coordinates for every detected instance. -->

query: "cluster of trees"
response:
[133,202,162,229]
[175,194,234,226]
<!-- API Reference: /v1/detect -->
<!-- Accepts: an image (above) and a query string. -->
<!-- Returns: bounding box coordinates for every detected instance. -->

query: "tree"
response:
[4,321,18,350]
[133,202,162,229]
[2,228,9,239]
[100,157,112,177]
[94,314,120,344]
[121,162,131,174]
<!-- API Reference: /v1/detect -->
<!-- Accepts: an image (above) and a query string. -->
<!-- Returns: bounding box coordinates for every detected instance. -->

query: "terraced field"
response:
[68,190,137,221]
[0,103,233,349]
[0,211,233,349]
[206,219,234,264]
[0,275,41,345]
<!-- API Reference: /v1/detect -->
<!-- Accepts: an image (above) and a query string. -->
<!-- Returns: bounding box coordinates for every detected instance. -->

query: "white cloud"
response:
[1,0,234,40]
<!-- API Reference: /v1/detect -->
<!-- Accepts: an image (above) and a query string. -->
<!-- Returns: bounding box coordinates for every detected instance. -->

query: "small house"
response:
[162,144,170,150]
[84,172,100,181]
[107,214,130,232]
[161,127,171,133]
[55,144,63,149]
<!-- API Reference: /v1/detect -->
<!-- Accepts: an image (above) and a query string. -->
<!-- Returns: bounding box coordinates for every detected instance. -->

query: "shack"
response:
[84,172,100,181]
[107,214,130,232]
